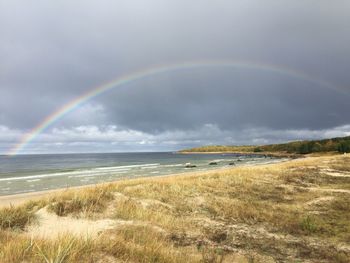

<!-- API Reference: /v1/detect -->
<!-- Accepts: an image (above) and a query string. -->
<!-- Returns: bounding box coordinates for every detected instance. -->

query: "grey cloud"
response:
[97,69,350,132]
[1,124,349,154]
[1,0,350,153]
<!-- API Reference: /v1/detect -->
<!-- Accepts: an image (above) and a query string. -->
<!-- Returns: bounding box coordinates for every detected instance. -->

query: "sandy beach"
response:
[0,187,74,208]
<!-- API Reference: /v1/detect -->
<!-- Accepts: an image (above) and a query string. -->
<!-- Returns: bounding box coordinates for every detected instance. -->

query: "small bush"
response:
[0,205,35,230]
[299,216,319,234]
[338,141,350,153]
[48,186,114,216]
[199,246,225,263]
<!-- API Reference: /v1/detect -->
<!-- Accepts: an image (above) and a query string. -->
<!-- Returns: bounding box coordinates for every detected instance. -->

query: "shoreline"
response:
[0,166,232,207]
[0,158,292,208]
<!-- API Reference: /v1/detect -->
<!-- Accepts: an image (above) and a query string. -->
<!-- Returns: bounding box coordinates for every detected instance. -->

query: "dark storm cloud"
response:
[1,0,350,153]
[98,69,350,133]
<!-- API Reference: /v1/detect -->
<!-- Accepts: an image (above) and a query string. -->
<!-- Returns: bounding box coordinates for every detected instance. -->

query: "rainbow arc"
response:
[7,59,341,156]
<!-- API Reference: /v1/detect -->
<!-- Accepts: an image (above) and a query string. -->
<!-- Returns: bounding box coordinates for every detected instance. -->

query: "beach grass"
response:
[47,185,115,217]
[0,205,36,230]
[0,155,350,262]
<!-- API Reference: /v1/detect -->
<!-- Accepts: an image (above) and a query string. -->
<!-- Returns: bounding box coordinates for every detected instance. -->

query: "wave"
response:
[0,163,161,182]
[26,179,41,182]
[96,163,160,170]
[163,164,184,167]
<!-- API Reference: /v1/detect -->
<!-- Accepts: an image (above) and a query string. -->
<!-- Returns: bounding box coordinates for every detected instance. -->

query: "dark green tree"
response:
[338,141,350,153]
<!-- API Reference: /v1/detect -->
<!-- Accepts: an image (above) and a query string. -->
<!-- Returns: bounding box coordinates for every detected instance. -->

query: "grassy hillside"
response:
[1,155,350,262]
[181,136,350,154]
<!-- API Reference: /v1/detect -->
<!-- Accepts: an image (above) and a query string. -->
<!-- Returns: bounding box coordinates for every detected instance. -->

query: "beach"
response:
[1,154,349,262]
[0,156,288,208]
[0,186,88,208]
[0,152,285,196]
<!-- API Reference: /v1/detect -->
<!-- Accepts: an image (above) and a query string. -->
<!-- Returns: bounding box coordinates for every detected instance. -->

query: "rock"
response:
[229,162,235,166]
[209,161,218,165]
[185,163,197,168]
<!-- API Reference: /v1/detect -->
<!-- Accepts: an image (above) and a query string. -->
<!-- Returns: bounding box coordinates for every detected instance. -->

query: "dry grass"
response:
[47,185,115,217]
[0,233,96,263]
[0,227,194,263]
[98,225,197,263]
[0,155,350,262]
[0,205,36,230]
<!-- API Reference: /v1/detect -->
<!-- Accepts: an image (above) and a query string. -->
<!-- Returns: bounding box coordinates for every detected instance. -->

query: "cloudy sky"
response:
[1,0,350,154]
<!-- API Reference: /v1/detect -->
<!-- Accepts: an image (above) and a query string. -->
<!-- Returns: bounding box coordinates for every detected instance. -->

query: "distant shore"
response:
[179,151,302,158]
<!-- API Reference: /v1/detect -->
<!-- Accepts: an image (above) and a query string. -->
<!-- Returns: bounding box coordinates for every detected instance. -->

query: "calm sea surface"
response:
[0,152,285,196]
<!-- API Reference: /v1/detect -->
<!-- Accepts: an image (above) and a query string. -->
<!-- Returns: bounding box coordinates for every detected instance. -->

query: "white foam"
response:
[163,164,184,167]
[96,163,160,171]
[26,179,41,182]
[0,163,161,182]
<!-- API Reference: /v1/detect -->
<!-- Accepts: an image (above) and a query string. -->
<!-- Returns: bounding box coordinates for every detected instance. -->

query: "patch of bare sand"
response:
[27,205,167,239]
[138,198,173,210]
[309,187,350,194]
[306,196,335,206]
[322,169,350,178]
[0,190,58,208]
[27,207,117,239]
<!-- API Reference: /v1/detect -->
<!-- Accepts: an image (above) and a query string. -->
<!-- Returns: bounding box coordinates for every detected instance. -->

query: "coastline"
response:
[179,151,302,158]
[0,157,292,208]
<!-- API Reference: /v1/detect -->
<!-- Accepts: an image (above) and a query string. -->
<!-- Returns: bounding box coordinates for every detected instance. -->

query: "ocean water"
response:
[0,152,285,196]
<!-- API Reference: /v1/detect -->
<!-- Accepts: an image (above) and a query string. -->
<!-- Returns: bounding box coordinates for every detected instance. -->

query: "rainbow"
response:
[7,59,342,156]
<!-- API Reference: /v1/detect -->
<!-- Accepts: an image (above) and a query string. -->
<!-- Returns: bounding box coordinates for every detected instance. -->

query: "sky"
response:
[1,0,350,154]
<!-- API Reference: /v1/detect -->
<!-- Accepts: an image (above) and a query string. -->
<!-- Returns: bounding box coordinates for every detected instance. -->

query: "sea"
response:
[0,152,286,196]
